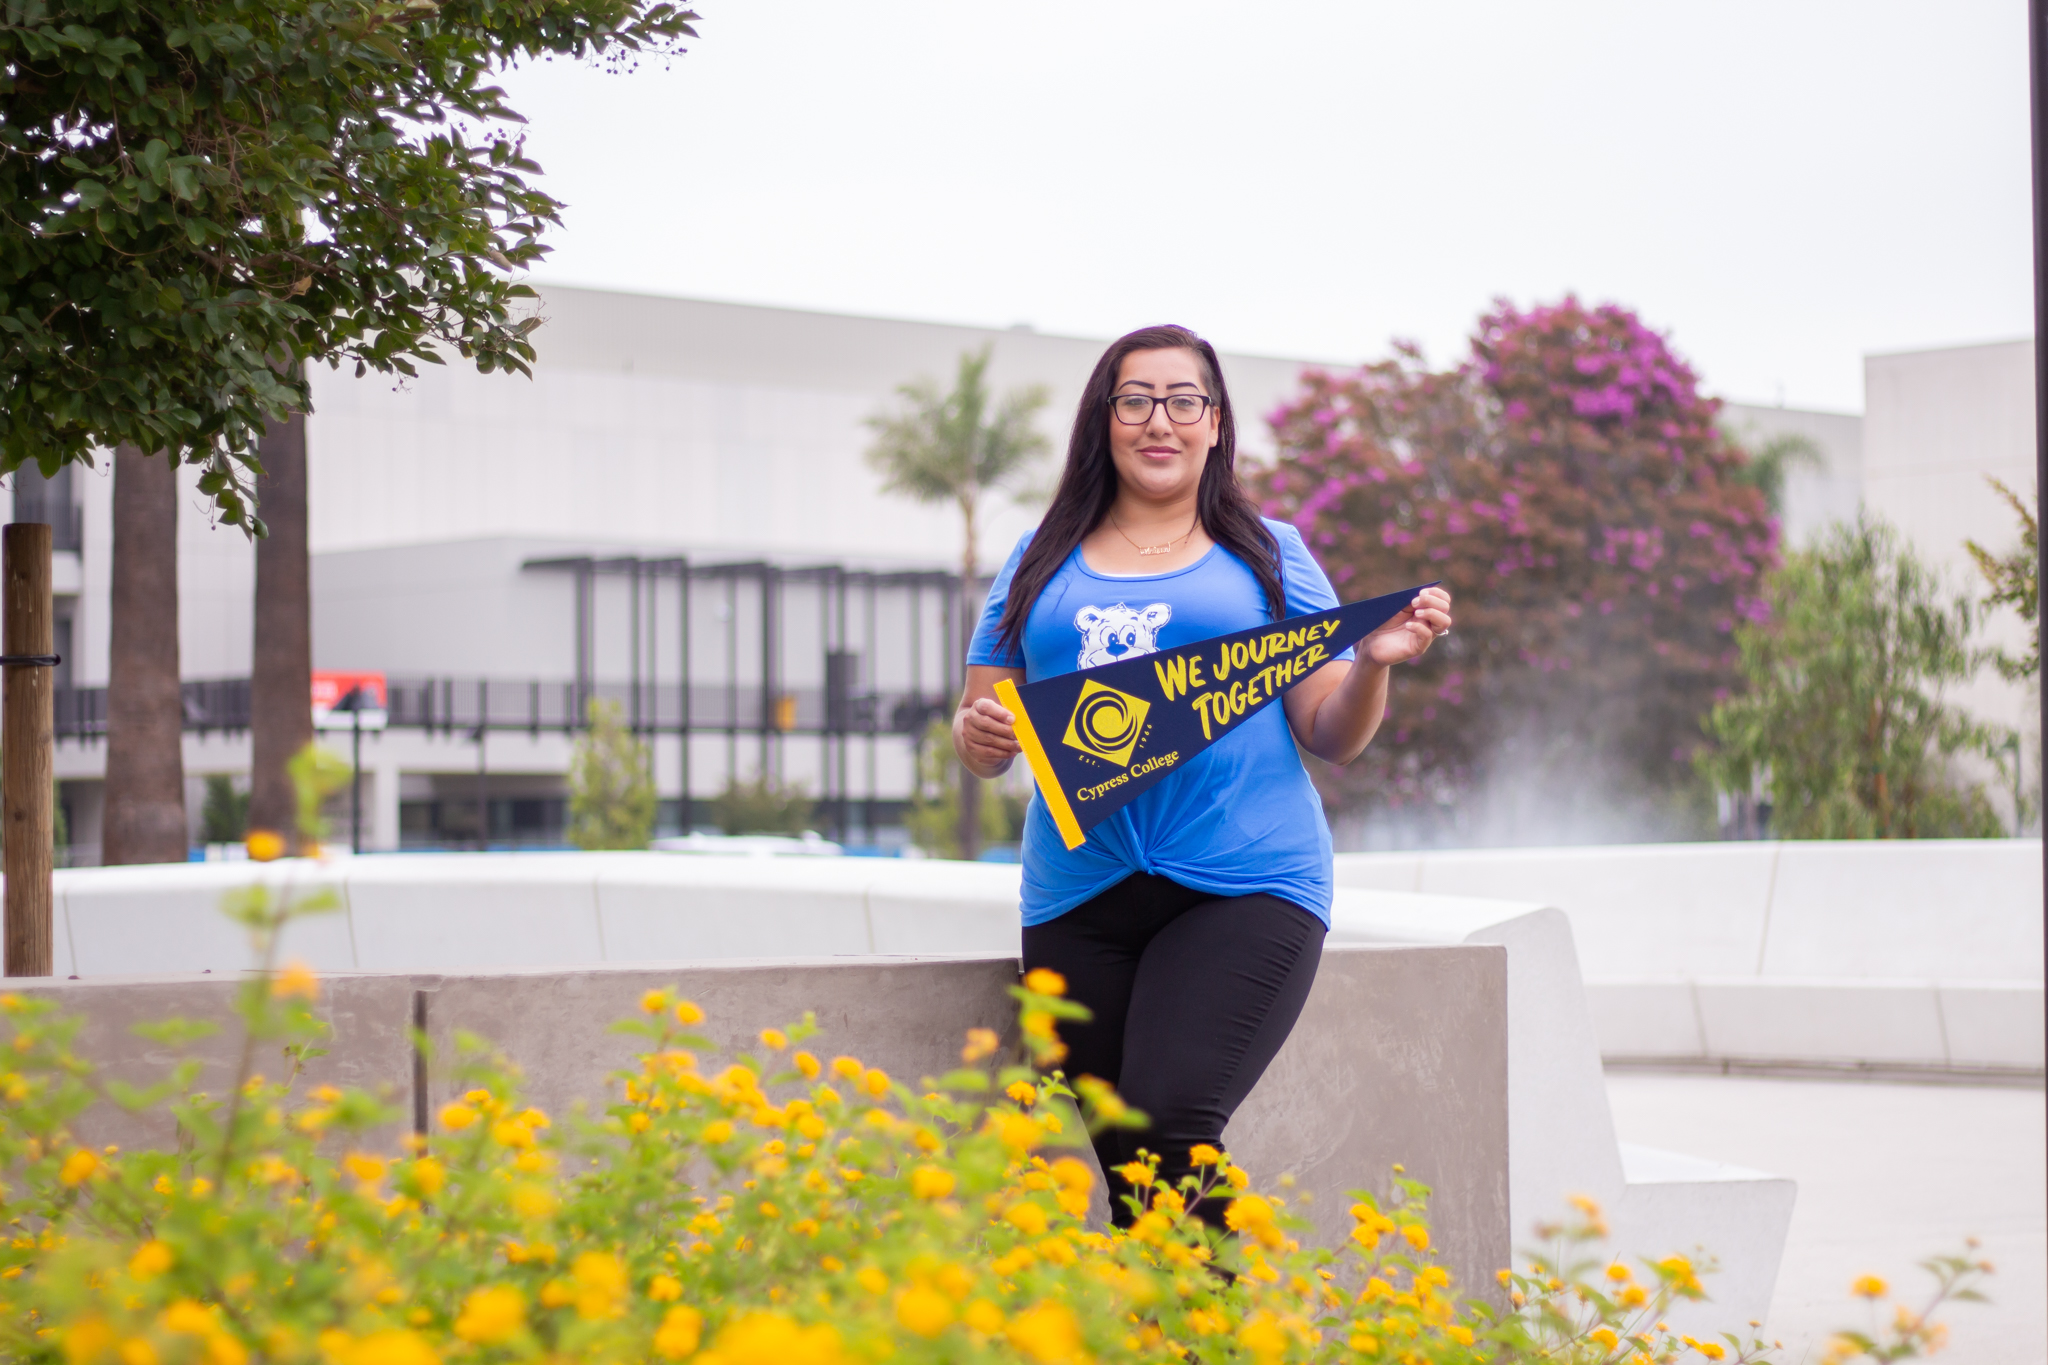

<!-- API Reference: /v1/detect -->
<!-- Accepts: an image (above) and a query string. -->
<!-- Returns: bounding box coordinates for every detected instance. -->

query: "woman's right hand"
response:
[955,668,1024,777]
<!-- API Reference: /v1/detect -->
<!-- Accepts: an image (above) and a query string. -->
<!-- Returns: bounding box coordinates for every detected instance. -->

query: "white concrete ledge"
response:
[1334,841,2045,1077]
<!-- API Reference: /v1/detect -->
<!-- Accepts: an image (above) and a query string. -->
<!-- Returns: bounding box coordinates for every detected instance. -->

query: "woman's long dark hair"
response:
[993,324,1284,660]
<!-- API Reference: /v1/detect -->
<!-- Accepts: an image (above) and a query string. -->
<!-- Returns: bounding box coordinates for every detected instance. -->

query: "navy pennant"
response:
[995,582,1438,848]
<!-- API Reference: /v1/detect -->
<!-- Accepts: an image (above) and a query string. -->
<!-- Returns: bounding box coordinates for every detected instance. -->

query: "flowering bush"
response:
[0,891,1985,1364]
[1255,299,1778,842]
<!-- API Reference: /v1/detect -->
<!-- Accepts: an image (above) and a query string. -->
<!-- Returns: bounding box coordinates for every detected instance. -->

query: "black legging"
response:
[1020,872,1325,1229]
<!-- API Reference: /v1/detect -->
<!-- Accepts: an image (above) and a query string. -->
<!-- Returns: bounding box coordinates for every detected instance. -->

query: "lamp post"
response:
[328,685,368,855]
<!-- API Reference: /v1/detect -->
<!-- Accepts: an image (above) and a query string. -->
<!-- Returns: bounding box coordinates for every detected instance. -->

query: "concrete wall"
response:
[2,946,1511,1299]
[1720,402,1864,549]
[1333,840,2044,1073]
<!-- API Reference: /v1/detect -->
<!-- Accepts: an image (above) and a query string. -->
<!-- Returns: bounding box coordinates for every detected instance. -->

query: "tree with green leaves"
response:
[4,0,696,863]
[866,346,1049,859]
[1697,515,2011,839]
[1,0,698,519]
[1964,476,2039,682]
[567,699,655,850]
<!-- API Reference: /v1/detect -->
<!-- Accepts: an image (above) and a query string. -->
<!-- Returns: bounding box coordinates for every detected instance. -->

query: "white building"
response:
[21,290,2037,859]
[29,289,1313,857]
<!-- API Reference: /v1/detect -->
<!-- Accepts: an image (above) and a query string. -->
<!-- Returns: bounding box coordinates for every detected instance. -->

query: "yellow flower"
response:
[438,1103,478,1132]
[641,990,671,1014]
[674,1000,706,1026]
[271,961,319,1000]
[1005,1301,1083,1364]
[1698,1344,1726,1362]
[1222,1165,1250,1190]
[1114,1160,1154,1187]
[1005,1080,1038,1105]
[862,1068,890,1098]
[989,1112,1044,1154]
[653,1305,703,1360]
[64,1316,116,1365]
[1153,1188,1185,1215]
[1188,1143,1223,1167]
[1401,1223,1429,1252]
[895,1284,954,1338]
[453,1286,525,1345]
[856,1265,889,1295]
[1237,1311,1287,1362]
[910,1166,956,1200]
[1656,1255,1703,1294]
[342,1330,437,1365]
[509,1184,558,1220]
[961,1027,1001,1062]
[1022,968,1066,997]
[571,1251,628,1321]
[759,1028,788,1051]
[160,1302,216,1335]
[700,1120,735,1145]
[1618,1285,1648,1308]
[964,1299,1005,1335]
[408,1157,445,1197]
[245,829,286,862]
[118,1339,158,1365]
[343,1153,386,1187]
[649,1273,683,1302]
[1003,1201,1050,1236]
[1852,1274,1888,1299]
[705,1312,841,1365]
[1605,1262,1633,1282]
[58,1148,99,1185]
[1589,1327,1620,1350]
[128,1240,173,1280]
[830,1056,864,1080]
[793,1051,821,1079]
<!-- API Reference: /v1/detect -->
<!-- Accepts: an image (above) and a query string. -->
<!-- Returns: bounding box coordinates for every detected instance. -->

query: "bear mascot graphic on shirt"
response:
[1073,602,1173,669]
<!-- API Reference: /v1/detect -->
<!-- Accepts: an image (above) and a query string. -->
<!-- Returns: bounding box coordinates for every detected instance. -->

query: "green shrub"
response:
[707,775,813,837]
[568,700,657,850]
[0,879,1988,1364]
[200,775,251,845]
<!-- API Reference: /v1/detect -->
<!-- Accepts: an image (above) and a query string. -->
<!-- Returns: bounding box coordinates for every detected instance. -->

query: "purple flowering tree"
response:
[1255,299,1777,841]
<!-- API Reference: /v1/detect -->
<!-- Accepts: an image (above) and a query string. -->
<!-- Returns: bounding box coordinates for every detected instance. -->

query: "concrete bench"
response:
[4,946,1511,1299]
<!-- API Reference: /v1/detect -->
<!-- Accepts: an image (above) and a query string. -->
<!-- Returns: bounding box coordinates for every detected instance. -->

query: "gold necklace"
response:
[1109,510,1199,557]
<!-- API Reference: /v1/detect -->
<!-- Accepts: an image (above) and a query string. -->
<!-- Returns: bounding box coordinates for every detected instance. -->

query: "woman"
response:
[956,324,1454,1225]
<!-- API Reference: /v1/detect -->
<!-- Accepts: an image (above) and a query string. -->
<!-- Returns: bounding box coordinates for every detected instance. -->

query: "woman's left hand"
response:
[1362,586,1454,668]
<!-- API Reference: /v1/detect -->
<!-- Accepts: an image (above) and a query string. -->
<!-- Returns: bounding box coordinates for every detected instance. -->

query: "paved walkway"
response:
[1606,1072,2045,1365]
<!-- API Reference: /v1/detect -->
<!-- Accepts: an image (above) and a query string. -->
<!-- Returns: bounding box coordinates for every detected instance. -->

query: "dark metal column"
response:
[2028,0,2047,1215]
[679,558,692,834]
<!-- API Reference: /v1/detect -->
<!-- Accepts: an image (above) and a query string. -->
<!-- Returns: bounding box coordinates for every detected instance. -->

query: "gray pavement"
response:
[1605,1072,2045,1365]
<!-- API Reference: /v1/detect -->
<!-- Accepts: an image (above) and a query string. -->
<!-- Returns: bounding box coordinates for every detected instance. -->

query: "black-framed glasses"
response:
[1108,393,1216,425]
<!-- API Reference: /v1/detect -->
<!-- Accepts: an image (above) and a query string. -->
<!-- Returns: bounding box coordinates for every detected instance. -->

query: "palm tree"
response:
[866,347,1049,860]
[101,446,186,864]
[248,409,313,849]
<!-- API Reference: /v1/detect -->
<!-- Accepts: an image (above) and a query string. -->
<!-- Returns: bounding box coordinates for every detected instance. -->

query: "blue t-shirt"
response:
[968,519,1349,927]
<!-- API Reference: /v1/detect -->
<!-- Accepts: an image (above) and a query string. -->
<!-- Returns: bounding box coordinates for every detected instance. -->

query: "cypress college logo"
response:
[1061,678,1150,767]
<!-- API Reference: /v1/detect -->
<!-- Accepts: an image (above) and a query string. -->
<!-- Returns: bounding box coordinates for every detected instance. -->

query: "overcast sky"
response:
[497,1,2030,415]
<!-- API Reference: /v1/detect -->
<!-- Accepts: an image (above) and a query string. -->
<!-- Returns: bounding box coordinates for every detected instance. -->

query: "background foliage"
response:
[1256,299,1776,844]
[1964,477,2039,683]
[567,698,656,850]
[1698,517,2011,839]
[707,774,814,838]
[0,0,697,525]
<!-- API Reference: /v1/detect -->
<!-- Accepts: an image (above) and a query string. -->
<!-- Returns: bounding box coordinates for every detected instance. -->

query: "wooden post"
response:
[4,523,53,976]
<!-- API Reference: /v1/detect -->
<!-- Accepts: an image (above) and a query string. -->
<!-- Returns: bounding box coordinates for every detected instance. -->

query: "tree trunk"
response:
[102,446,187,865]
[249,409,312,848]
[956,496,982,861]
